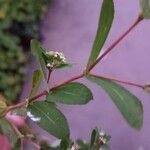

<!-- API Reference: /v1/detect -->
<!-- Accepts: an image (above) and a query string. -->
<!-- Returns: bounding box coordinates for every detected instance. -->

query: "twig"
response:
[47,69,52,83]
[7,119,24,139]
[5,15,145,115]
[50,73,84,91]
[90,74,144,89]
[88,14,144,72]
[6,73,84,113]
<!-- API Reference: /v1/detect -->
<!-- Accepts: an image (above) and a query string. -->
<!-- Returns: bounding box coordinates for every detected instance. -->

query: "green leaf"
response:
[59,139,72,150]
[140,0,150,19]
[29,70,42,98]
[0,100,7,117]
[47,82,93,105]
[31,39,47,80]
[11,107,27,117]
[76,139,89,150]
[12,139,22,150]
[89,128,99,150]
[55,63,73,69]
[27,101,70,139]
[86,0,114,71]
[0,119,18,147]
[87,75,143,129]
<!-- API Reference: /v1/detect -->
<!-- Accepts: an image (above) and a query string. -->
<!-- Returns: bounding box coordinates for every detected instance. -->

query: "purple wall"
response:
[21,0,150,149]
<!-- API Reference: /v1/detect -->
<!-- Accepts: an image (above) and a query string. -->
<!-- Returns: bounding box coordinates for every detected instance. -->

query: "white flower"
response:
[45,51,67,69]
[99,130,105,136]
[45,51,55,56]
[46,63,54,68]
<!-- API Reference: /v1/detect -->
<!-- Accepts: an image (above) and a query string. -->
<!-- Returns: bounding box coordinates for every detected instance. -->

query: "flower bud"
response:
[44,51,67,69]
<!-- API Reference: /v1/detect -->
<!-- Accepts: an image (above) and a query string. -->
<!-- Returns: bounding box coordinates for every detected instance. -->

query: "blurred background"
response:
[0,0,150,150]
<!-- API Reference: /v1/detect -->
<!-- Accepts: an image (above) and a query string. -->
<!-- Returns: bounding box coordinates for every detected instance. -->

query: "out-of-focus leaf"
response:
[29,70,42,98]
[31,40,47,80]
[12,139,22,150]
[59,139,73,150]
[0,118,18,147]
[55,63,73,69]
[87,75,143,129]
[11,107,27,117]
[89,128,99,150]
[140,0,150,19]
[0,95,7,117]
[47,82,93,105]
[86,0,114,71]
[76,139,89,150]
[27,101,70,139]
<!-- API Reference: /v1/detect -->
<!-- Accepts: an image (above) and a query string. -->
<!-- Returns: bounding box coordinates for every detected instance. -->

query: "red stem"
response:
[6,73,84,112]
[88,15,143,72]
[90,74,144,89]
[50,73,84,91]
[47,69,52,83]
[6,15,144,113]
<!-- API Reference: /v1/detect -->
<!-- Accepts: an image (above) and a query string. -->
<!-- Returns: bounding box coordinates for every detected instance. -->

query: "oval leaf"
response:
[87,75,143,129]
[47,82,93,105]
[29,70,42,98]
[86,0,114,70]
[27,101,70,139]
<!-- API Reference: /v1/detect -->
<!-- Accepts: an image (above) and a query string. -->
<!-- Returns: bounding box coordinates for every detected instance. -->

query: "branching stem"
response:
[47,69,52,83]
[6,15,145,114]
[90,74,144,89]
[88,14,144,72]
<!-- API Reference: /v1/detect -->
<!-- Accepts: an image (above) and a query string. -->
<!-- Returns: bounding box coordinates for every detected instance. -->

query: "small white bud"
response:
[45,51,67,68]
[54,54,58,58]
[99,131,105,136]
[46,63,53,68]
[45,51,55,56]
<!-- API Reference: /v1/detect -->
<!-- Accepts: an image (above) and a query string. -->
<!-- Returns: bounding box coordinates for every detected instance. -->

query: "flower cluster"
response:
[44,51,66,69]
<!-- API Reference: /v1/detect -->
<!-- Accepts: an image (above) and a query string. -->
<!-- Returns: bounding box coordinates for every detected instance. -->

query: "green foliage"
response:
[27,101,70,139]
[29,70,42,98]
[0,118,18,148]
[47,82,93,105]
[0,34,26,103]
[86,0,114,71]
[0,0,148,149]
[87,75,143,129]
[12,139,22,150]
[0,102,7,117]
[89,128,110,150]
[140,0,150,19]
[0,0,50,103]
[89,128,99,149]
[39,128,110,149]
[31,40,47,80]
